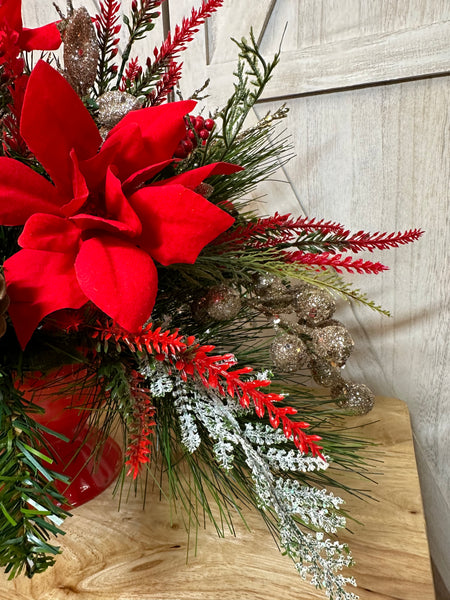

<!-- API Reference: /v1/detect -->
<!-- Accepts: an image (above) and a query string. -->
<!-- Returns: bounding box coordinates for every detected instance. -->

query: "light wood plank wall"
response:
[21,0,450,595]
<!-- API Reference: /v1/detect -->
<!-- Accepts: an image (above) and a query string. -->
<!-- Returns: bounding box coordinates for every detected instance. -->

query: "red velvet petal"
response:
[70,214,135,237]
[106,100,196,179]
[100,122,148,182]
[110,99,195,139]
[18,214,81,252]
[4,249,88,349]
[75,235,157,332]
[162,162,243,190]
[20,61,102,198]
[20,23,62,51]
[0,157,63,225]
[104,167,141,236]
[61,150,90,217]
[121,159,175,196]
[129,184,235,266]
[0,0,21,31]
[79,134,122,191]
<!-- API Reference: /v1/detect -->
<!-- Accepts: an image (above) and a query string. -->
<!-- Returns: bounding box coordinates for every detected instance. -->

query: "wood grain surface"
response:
[1,397,435,600]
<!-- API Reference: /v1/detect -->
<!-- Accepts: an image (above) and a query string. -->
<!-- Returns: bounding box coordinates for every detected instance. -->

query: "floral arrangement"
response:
[0,1,423,598]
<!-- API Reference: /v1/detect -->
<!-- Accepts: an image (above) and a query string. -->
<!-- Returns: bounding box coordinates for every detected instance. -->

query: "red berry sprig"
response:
[174,115,215,158]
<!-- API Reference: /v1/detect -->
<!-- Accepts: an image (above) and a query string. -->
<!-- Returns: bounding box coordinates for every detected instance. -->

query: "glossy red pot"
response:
[17,365,122,508]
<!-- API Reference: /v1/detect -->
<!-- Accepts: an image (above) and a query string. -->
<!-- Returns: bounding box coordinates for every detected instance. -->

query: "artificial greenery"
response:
[0,371,70,578]
[0,3,421,598]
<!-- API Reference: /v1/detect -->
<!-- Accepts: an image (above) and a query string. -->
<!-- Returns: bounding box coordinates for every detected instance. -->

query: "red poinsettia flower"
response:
[0,60,240,348]
[0,0,61,52]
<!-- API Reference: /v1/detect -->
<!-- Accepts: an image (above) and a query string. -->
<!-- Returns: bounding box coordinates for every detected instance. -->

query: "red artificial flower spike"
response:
[0,0,61,51]
[0,60,241,348]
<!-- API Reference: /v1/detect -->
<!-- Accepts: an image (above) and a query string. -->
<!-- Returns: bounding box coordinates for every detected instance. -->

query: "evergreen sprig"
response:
[137,365,366,599]
[173,36,291,211]
[115,0,164,89]
[0,372,70,578]
[166,249,390,316]
[215,29,282,153]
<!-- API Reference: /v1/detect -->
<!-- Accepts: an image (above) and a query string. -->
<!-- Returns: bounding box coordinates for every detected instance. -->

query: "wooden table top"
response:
[1,397,435,600]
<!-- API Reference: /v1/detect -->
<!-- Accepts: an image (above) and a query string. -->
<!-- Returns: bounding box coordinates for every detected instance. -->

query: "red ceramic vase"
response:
[17,365,122,508]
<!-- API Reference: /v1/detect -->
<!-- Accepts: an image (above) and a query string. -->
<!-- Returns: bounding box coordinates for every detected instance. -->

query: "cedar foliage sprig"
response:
[217,29,282,153]
[194,36,291,208]
[0,372,70,578]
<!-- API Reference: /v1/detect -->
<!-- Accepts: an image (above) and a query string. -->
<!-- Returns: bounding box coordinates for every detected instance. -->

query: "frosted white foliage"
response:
[243,423,329,472]
[243,422,291,445]
[176,409,201,453]
[273,480,345,532]
[266,447,329,472]
[146,370,174,397]
[153,365,358,600]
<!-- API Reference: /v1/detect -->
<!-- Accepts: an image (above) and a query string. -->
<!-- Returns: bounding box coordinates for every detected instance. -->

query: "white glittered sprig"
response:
[141,362,358,600]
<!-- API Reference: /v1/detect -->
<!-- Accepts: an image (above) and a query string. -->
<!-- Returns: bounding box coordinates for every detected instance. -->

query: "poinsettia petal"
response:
[79,133,122,190]
[129,184,235,266]
[104,167,141,235]
[0,157,63,225]
[70,214,136,236]
[4,249,87,349]
[106,100,196,179]
[100,122,148,182]
[20,61,102,198]
[163,162,243,189]
[110,99,195,143]
[75,235,157,332]
[0,0,21,31]
[60,150,89,217]
[121,159,175,196]
[18,214,81,251]
[20,24,62,51]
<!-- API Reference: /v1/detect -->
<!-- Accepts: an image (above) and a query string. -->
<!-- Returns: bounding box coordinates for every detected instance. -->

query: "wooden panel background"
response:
[19,0,450,596]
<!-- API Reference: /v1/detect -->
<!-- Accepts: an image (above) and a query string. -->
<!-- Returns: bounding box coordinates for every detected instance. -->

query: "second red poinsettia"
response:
[0,61,240,348]
[0,0,61,50]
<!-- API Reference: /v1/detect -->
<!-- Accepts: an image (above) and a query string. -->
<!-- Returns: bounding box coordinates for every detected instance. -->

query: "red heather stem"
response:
[92,321,323,457]
[175,347,323,456]
[119,56,142,91]
[148,60,183,105]
[125,371,156,479]
[92,320,192,355]
[285,250,389,274]
[94,0,122,94]
[151,0,223,71]
[214,213,347,250]
[214,214,423,257]
[339,229,425,253]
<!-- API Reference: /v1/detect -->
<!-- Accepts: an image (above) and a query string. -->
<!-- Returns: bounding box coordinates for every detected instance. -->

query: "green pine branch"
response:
[176,30,291,209]
[0,372,71,578]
